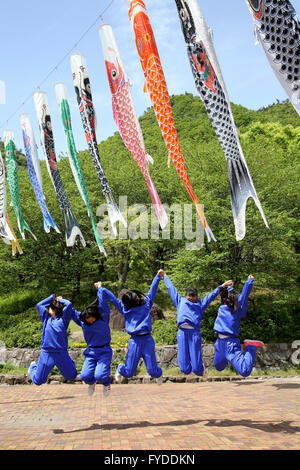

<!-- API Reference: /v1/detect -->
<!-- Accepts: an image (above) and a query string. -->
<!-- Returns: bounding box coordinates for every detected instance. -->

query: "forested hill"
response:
[0,93,299,343]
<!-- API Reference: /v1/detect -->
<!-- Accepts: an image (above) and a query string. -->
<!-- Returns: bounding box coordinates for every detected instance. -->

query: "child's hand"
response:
[94,281,102,289]
[248,275,254,280]
[158,269,165,278]
[222,280,233,288]
[56,296,62,301]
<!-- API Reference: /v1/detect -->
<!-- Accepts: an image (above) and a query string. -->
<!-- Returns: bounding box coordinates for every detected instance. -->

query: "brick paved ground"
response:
[0,377,299,450]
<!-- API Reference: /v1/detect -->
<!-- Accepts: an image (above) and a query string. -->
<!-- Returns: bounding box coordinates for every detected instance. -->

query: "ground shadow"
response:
[0,396,74,405]
[205,419,300,434]
[52,419,203,434]
[52,417,300,435]
[270,383,300,391]
[233,380,265,386]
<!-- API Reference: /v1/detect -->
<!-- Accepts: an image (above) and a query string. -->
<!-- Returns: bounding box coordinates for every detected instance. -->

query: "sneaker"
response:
[157,376,163,386]
[115,370,122,383]
[27,361,36,377]
[201,369,208,382]
[103,384,111,397]
[244,339,265,348]
[88,383,96,396]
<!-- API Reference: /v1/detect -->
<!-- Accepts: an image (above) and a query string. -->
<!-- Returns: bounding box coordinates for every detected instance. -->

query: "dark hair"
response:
[79,298,100,324]
[122,290,144,310]
[185,287,198,297]
[219,287,239,314]
[49,299,64,316]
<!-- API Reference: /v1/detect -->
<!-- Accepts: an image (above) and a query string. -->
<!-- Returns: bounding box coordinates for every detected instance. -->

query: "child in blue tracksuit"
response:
[162,271,233,377]
[71,283,112,396]
[213,275,264,377]
[100,272,164,384]
[29,295,77,386]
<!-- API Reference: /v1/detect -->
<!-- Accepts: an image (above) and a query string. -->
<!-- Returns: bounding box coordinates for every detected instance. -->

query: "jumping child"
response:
[71,282,112,397]
[99,271,164,384]
[213,275,264,377]
[161,271,233,379]
[28,294,77,386]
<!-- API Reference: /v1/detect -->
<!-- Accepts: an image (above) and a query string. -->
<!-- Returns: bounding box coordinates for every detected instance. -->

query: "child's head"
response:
[79,298,100,325]
[220,286,239,313]
[122,290,144,309]
[185,287,198,303]
[48,299,64,319]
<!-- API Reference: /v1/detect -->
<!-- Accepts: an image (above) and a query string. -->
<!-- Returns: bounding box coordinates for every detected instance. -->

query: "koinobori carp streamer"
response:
[70,53,127,237]
[174,0,269,240]
[54,82,106,255]
[0,150,23,255]
[128,0,216,242]
[98,23,168,230]
[33,91,86,248]
[20,113,60,234]
[246,0,300,116]
[3,129,37,241]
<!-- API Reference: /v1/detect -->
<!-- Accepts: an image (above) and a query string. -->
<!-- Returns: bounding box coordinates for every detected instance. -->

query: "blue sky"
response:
[0,0,295,158]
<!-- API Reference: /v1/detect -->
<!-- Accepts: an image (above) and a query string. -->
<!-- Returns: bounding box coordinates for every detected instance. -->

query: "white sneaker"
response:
[103,384,111,397]
[115,370,122,383]
[27,361,36,377]
[157,376,163,386]
[88,383,96,396]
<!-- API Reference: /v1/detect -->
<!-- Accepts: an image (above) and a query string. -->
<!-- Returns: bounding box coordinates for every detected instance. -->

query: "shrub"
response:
[0,320,42,348]
[0,290,42,316]
[152,317,178,345]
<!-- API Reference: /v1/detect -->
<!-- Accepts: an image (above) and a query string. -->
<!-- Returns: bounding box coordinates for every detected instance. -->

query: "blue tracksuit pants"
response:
[214,337,257,377]
[29,350,77,386]
[117,334,162,379]
[177,328,204,376]
[80,346,112,386]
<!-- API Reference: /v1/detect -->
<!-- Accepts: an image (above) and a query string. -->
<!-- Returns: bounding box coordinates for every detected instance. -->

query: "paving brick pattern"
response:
[0,378,299,450]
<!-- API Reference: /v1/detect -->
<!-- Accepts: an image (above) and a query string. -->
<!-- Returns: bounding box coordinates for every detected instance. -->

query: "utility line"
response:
[0,0,115,130]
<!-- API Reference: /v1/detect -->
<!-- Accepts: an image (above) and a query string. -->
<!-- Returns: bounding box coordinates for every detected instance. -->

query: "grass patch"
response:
[0,362,28,375]
[68,328,130,350]
[135,365,300,377]
[0,361,299,378]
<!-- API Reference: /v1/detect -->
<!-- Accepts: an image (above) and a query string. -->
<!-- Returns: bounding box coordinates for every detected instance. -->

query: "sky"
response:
[0,0,297,159]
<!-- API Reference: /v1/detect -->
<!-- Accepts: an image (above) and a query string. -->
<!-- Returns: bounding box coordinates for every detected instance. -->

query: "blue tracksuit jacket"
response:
[71,288,111,351]
[36,294,72,351]
[213,278,254,337]
[163,275,222,329]
[100,274,161,335]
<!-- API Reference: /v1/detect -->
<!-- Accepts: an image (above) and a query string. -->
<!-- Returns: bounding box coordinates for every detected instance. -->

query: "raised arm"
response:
[96,284,125,315]
[199,286,222,311]
[97,285,111,324]
[163,274,182,308]
[70,307,82,327]
[146,273,161,307]
[57,297,73,328]
[36,294,55,322]
[200,280,233,311]
[238,276,254,316]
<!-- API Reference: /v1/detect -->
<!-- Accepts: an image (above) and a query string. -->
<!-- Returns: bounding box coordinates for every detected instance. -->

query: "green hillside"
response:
[0,93,299,345]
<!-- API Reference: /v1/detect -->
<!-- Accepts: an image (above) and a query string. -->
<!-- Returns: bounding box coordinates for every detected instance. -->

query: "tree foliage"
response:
[0,94,299,343]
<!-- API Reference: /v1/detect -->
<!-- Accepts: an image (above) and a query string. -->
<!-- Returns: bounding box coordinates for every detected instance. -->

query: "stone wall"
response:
[1,343,297,371]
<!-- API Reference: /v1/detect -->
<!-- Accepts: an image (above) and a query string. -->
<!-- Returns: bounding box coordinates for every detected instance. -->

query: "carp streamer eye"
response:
[249,0,262,12]
[180,8,187,21]
[111,69,118,81]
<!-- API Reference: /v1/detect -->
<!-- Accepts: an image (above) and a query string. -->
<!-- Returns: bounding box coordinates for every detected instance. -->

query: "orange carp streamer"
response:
[128,0,215,242]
